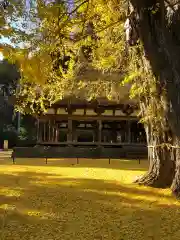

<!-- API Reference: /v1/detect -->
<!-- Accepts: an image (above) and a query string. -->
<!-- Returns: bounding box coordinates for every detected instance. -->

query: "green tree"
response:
[0,60,19,147]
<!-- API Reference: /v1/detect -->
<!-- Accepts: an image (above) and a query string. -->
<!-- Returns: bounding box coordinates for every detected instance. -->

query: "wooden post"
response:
[38,121,41,142]
[48,120,51,142]
[43,122,46,142]
[52,120,56,142]
[67,119,73,143]
[3,140,8,151]
[11,151,15,164]
[98,120,102,146]
[55,126,58,142]
[36,119,39,142]
[45,147,48,164]
[127,120,131,143]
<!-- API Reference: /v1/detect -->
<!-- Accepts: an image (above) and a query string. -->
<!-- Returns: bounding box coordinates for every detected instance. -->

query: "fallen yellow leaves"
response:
[0,158,179,240]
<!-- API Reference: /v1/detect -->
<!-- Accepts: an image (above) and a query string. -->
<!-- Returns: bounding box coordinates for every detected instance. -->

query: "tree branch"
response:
[75,18,124,42]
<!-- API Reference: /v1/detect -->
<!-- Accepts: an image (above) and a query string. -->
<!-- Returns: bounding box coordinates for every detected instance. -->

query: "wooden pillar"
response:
[36,119,39,142]
[73,123,77,142]
[40,121,43,142]
[98,120,102,146]
[127,120,131,143]
[67,119,73,143]
[53,120,56,142]
[48,120,51,142]
[55,123,59,142]
[43,122,46,142]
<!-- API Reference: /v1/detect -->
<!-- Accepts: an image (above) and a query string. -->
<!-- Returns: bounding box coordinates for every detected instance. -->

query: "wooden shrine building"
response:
[32,97,147,159]
[12,19,148,159]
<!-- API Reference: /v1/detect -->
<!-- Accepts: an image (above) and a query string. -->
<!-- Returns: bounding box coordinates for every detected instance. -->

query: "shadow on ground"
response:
[0,162,180,240]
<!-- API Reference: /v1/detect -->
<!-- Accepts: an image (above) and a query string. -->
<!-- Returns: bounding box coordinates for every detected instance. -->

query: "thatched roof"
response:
[54,67,136,107]
[9,50,136,109]
[53,83,136,107]
[59,52,136,106]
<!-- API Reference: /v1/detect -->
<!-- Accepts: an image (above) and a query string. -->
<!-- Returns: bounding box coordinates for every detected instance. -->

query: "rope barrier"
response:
[147,144,180,149]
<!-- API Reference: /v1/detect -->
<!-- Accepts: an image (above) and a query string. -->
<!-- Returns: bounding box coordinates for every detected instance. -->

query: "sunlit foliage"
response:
[0,0,131,114]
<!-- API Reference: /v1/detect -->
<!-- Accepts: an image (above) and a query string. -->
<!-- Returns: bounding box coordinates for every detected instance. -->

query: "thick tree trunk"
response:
[130,0,180,196]
[171,138,180,197]
[135,123,175,188]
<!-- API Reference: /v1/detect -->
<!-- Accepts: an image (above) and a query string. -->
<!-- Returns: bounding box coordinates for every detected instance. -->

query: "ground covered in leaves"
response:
[0,156,180,240]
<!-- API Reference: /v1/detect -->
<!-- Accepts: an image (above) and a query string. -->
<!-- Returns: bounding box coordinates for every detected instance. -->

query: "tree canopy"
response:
[0,0,131,114]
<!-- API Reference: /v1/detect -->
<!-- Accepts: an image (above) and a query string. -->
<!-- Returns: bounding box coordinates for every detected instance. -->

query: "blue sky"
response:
[0,36,11,44]
[0,0,74,59]
[0,36,11,60]
[0,1,32,59]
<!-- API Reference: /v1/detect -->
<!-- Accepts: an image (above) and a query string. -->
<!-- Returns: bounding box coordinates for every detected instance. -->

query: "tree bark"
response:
[129,0,180,196]
[171,138,180,197]
[135,123,175,188]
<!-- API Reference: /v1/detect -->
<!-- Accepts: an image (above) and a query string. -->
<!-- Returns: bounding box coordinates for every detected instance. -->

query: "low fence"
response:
[12,145,147,161]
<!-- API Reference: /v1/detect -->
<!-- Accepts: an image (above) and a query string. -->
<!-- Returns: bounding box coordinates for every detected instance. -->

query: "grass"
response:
[0,157,180,240]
